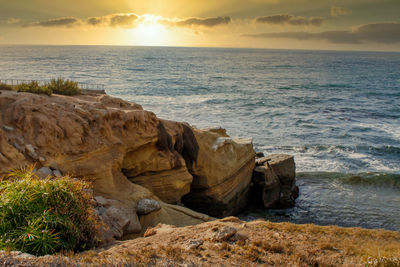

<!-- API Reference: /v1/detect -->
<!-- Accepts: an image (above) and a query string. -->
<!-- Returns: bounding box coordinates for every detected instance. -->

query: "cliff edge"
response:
[0,90,259,240]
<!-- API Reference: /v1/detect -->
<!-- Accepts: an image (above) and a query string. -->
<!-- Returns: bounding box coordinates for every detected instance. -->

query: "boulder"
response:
[101,206,131,240]
[36,167,53,179]
[137,199,161,215]
[97,199,142,243]
[52,169,62,177]
[255,151,265,158]
[184,239,204,250]
[267,154,296,184]
[251,154,298,209]
[212,226,238,242]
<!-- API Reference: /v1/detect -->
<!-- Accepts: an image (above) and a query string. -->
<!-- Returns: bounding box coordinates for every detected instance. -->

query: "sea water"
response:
[1,45,399,231]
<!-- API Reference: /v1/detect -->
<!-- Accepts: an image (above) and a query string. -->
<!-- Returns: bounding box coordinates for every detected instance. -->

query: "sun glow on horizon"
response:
[128,14,171,46]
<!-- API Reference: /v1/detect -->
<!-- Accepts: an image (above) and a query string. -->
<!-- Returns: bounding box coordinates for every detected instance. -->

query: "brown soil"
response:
[1,217,399,267]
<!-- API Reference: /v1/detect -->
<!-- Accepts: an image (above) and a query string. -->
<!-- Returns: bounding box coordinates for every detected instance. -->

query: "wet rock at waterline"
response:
[251,154,299,209]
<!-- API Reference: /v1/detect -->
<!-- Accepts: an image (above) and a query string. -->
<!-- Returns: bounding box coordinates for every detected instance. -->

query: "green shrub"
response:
[16,81,52,96]
[0,83,13,91]
[47,78,81,96]
[0,166,100,256]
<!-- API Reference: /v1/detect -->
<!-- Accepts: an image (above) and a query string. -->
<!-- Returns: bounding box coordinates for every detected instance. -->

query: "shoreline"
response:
[1,89,399,265]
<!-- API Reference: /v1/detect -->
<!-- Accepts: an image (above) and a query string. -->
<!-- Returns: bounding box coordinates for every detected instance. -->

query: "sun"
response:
[130,15,170,46]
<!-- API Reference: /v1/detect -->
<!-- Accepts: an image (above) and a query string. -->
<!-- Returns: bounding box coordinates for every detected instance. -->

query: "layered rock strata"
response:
[0,90,257,240]
[182,128,255,217]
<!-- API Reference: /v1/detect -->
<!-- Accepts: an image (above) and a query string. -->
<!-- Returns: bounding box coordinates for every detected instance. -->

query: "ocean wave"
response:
[264,144,400,155]
[260,144,400,173]
[297,172,400,188]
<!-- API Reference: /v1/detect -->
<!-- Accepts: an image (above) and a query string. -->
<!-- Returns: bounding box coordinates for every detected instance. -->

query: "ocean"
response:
[1,45,399,231]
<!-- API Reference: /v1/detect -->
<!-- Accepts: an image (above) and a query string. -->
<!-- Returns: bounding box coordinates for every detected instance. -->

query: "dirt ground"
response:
[1,217,399,266]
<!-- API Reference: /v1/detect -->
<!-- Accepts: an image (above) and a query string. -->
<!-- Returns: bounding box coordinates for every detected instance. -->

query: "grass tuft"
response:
[16,81,52,96]
[47,78,81,96]
[0,83,13,91]
[0,166,101,256]
[1,78,82,96]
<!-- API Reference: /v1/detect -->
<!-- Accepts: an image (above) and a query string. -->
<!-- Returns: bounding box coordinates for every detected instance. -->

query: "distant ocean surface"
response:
[1,45,399,231]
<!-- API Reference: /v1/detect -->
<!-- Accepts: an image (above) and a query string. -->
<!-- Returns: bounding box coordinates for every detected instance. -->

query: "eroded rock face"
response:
[2,90,300,243]
[182,128,255,217]
[121,120,199,204]
[0,90,260,240]
[0,90,213,238]
[252,154,299,209]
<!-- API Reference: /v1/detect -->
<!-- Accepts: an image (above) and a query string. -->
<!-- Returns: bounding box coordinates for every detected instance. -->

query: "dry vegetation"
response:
[1,217,399,266]
[0,78,81,96]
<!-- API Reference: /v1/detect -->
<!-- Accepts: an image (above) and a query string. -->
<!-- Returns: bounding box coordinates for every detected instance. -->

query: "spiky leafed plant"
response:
[0,166,101,256]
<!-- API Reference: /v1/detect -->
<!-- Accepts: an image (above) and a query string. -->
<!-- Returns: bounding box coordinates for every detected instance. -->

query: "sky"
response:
[0,0,399,51]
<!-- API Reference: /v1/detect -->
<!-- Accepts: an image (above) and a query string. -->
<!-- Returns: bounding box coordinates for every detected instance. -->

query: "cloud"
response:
[85,13,139,28]
[21,13,229,29]
[24,14,139,28]
[174,16,232,28]
[243,22,400,44]
[109,14,138,28]
[255,14,325,26]
[86,17,107,26]
[331,6,352,17]
[24,17,81,28]
[7,18,20,25]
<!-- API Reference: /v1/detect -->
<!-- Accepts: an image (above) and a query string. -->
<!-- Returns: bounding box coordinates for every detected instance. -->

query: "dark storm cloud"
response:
[255,14,325,26]
[23,17,80,27]
[175,16,231,28]
[244,22,400,44]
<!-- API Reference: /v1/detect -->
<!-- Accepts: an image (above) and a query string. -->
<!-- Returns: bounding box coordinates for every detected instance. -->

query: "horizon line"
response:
[1,43,400,54]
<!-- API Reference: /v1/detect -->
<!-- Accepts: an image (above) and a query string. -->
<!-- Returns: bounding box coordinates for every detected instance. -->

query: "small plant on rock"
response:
[0,83,13,91]
[47,78,81,96]
[16,81,52,96]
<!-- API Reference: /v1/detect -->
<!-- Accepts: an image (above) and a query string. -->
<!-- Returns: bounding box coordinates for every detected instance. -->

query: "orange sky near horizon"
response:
[0,0,399,51]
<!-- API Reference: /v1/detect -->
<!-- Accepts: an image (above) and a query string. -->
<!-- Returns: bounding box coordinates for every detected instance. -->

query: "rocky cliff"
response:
[0,90,261,240]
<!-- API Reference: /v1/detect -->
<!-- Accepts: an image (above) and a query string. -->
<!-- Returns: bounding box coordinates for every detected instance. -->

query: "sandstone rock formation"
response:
[0,90,257,240]
[0,90,213,235]
[182,128,255,217]
[252,154,299,209]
